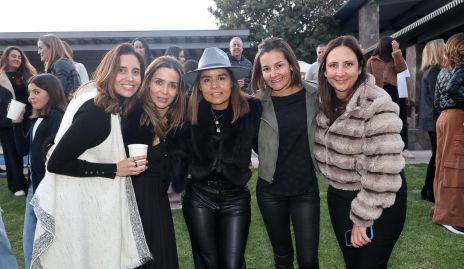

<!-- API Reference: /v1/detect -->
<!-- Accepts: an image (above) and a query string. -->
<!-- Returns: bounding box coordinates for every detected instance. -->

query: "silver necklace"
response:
[211,108,224,133]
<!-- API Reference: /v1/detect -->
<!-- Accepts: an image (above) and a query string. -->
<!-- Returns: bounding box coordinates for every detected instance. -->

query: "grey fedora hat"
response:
[183,47,250,85]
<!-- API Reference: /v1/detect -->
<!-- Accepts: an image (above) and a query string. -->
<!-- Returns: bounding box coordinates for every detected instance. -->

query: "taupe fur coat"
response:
[314,76,405,227]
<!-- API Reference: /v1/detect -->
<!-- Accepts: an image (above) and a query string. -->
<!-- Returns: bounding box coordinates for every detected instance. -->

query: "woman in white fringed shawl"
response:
[314,36,406,269]
[31,43,152,269]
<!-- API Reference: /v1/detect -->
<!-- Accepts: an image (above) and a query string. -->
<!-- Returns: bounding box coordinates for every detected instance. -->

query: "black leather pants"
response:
[183,180,251,269]
[256,184,320,269]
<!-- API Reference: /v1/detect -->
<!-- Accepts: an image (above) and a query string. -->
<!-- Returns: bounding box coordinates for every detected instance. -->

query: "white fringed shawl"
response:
[31,83,152,269]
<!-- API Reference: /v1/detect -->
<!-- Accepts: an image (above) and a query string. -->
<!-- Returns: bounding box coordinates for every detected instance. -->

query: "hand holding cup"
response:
[115,144,149,176]
[7,99,26,121]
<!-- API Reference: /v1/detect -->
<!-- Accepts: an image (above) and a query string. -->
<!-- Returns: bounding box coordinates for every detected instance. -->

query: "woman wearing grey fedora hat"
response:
[178,47,261,268]
[250,37,320,268]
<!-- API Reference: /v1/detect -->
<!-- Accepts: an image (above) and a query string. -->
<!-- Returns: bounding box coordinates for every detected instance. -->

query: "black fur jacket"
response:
[171,98,261,192]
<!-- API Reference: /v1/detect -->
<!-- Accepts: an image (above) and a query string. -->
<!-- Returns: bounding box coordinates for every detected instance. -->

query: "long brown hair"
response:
[372,36,394,62]
[443,33,464,70]
[250,37,301,93]
[139,56,186,137]
[38,34,69,72]
[317,35,368,123]
[0,46,37,84]
[94,43,145,117]
[28,74,67,118]
[188,68,249,125]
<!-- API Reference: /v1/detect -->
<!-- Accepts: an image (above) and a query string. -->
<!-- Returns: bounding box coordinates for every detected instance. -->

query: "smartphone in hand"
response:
[345,225,374,247]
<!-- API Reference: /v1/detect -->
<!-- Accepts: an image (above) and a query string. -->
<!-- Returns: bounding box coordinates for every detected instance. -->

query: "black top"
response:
[47,99,117,178]
[0,73,32,127]
[122,108,171,194]
[418,64,441,131]
[13,110,64,192]
[49,58,81,97]
[7,72,32,127]
[7,72,29,104]
[446,63,464,109]
[180,98,261,188]
[258,88,317,195]
[129,132,171,196]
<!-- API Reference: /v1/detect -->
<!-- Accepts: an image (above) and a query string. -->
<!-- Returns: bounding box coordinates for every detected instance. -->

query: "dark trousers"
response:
[327,173,407,269]
[0,126,26,193]
[422,131,436,202]
[183,181,250,269]
[384,84,408,148]
[256,184,320,269]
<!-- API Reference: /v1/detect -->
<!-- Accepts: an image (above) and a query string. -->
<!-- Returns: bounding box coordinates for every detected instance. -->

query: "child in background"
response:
[12,73,67,269]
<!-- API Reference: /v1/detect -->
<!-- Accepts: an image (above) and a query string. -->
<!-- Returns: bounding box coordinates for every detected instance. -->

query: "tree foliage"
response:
[209,0,345,62]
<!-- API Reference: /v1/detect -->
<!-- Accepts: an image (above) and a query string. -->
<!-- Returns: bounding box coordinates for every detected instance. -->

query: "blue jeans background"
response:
[0,207,19,269]
[23,183,36,269]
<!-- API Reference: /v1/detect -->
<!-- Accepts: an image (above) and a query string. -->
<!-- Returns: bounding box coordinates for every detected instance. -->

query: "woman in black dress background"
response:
[0,46,37,195]
[124,56,187,269]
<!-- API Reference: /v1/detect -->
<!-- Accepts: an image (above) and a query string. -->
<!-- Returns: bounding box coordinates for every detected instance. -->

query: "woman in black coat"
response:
[418,39,446,202]
[179,47,261,269]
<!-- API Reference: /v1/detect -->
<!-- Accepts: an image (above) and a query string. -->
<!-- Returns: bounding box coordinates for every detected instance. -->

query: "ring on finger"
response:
[134,161,138,167]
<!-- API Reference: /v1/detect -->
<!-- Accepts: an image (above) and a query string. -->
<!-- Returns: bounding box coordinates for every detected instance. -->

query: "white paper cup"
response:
[128,144,148,158]
[7,99,26,120]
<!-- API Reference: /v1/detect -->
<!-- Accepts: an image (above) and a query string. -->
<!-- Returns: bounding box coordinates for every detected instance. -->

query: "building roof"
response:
[335,0,453,35]
[0,29,251,52]
[0,29,250,73]
[364,0,464,52]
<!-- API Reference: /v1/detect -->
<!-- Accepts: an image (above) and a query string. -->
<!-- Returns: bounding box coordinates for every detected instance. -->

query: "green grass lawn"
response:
[2,164,464,269]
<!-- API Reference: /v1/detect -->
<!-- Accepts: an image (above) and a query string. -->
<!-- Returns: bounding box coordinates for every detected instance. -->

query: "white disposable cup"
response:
[7,99,26,120]
[128,144,148,158]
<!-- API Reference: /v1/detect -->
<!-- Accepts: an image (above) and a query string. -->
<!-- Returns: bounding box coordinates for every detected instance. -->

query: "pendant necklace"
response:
[211,108,224,133]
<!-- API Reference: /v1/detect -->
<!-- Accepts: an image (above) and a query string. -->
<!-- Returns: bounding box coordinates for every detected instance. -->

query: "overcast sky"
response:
[0,0,218,32]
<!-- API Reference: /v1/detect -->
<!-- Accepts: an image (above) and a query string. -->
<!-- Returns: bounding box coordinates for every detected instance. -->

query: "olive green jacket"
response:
[257,80,319,183]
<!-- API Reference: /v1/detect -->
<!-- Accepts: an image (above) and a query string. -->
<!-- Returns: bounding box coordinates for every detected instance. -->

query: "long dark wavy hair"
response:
[317,35,368,124]
[0,46,37,85]
[372,36,394,63]
[132,37,153,66]
[138,56,186,137]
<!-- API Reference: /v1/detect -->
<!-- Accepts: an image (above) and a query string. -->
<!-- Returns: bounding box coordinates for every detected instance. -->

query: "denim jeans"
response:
[0,208,19,269]
[23,183,37,269]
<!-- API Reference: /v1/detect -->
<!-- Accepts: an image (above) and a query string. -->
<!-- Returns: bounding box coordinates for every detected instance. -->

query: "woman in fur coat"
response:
[314,36,406,269]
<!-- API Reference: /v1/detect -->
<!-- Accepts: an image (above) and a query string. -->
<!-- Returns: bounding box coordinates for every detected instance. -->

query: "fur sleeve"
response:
[349,95,405,227]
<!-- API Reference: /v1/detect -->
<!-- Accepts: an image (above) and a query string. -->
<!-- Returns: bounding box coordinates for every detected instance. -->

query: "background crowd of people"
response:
[0,31,463,269]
